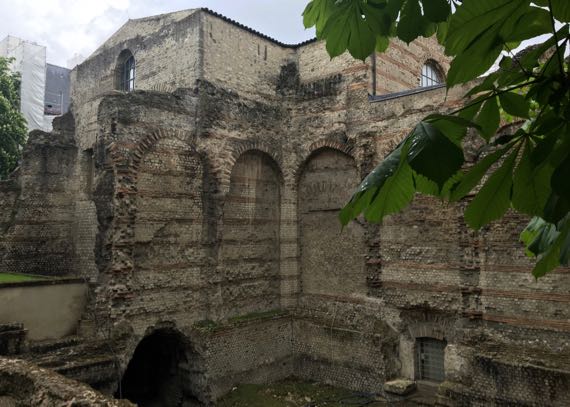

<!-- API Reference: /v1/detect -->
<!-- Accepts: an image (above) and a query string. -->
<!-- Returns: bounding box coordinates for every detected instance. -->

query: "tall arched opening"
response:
[220,150,282,316]
[298,148,366,296]
[115,329,201,406]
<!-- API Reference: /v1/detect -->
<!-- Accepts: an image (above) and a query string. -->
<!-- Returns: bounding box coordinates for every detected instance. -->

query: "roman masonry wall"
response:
[1,9,569,407]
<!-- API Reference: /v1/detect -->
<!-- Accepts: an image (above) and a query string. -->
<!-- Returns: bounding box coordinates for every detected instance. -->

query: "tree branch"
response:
[547,0,565,76]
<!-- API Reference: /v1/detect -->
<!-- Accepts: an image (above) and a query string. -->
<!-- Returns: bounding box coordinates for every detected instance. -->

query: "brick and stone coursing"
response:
[1,8,569,406]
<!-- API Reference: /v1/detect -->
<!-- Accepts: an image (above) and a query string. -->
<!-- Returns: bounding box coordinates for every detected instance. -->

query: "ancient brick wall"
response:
[0,114,82,277]
[374,37,450,95]
[219,151,282,317]
[201,12,296,100]
[71,10,202,150]
[4,9,570,406]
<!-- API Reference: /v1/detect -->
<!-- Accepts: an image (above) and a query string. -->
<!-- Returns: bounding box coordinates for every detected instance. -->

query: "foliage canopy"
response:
[0,56,27,179]
[303,0,570,277]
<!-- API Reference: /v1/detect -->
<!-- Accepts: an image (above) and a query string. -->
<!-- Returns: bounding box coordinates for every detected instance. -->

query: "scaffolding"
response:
[0,35,48,132]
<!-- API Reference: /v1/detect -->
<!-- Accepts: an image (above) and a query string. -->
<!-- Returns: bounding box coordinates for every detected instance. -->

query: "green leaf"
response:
[528,221,559,257]
[303,0,336,35]
[348,8,377,60]
[406,122,465,189]
[322,7,352,57]
[446,0,527,55]
[521,216,547,256]
[499,92,530,119]
[422,0,451,23]
[475,96,500,141]
[397,0,425,43]
[436,21,448,44]
[532,218,570,278]
[450,144,512,202]
[375,36,390,52]
[464,147,518,229]
[363,158,415,222]
[447,29,503,86]
[503,7,553,42]
[512,143,553,216]
[543,192,570,224]
[466,73,499,97]
[340,139,406,225]
[560,228,570,265]
[551,0,570,22]
[551,154,570,203]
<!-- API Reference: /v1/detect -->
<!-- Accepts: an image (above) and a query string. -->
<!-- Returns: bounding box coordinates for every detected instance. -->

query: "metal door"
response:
[416,338,446,382]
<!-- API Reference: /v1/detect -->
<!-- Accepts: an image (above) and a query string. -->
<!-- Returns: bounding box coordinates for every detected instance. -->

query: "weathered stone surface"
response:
[384,379,417,396]
[0,357,133,406]
[0,7,569,407]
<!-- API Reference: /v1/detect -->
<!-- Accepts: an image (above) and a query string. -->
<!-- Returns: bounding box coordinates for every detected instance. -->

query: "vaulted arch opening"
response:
[298,148,366,296]
[115,329,201,406]
[220,150,282,316]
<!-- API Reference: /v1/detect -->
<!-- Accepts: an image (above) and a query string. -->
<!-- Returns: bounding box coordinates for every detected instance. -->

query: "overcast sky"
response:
[0,1,315,67]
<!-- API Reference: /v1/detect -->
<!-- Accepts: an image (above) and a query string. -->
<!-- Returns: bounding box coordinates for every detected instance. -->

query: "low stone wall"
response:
[0,279,87,340]
[0,357,132,406]
[191,312,295,401]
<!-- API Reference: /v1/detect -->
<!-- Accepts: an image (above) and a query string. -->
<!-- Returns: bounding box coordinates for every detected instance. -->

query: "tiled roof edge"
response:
[200,8,317,48]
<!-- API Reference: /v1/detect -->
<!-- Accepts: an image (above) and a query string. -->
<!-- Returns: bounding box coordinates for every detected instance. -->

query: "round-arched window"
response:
[420,62,443,87]
[116,50,136,92]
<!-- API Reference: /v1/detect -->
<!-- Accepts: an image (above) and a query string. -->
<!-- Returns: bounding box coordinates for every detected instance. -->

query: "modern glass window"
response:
[420,62,443,87]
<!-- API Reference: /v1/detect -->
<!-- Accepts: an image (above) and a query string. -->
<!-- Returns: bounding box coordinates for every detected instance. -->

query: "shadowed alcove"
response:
[115,329,202,406]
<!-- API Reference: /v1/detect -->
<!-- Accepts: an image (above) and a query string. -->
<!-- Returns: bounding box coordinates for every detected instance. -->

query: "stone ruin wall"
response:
[1,9,569,406]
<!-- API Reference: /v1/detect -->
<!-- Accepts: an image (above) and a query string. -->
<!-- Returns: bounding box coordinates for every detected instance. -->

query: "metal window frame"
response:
[415,337,446,382]
[420,63,442,87]
[120,55,136,92]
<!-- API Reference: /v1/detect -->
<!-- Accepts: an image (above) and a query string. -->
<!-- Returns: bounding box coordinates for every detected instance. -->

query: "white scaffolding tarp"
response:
[0,36,48,132]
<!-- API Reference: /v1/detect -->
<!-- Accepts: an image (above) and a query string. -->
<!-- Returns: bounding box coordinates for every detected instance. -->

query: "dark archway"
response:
[115,329,200,406]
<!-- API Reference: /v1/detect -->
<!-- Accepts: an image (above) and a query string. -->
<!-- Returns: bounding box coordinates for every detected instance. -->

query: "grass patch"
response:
[0,273,47,284]
[217,378,387,407]
[193,319,220,332]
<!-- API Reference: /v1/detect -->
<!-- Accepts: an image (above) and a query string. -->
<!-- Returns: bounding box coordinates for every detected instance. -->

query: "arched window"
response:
[420,62,443,87]
[116,50,136,92]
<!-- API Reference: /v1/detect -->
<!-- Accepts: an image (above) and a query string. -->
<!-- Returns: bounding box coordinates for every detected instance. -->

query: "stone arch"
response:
[219,149,283,317]
[297,146,366,297]
[220,141,283,193]
[115,327,205,406]
[294,141,355,186]
[132,129,211,316]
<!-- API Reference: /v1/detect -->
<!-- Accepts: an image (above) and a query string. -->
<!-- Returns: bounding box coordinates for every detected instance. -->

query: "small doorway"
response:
[115,329,201,406]
[415,338,446,382]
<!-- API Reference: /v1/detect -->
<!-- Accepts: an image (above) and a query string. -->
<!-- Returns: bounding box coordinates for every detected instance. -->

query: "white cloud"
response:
[0,0,315,67]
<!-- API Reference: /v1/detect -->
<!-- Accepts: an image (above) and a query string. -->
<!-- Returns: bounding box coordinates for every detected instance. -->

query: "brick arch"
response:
[219,147,283,317]
[293,140,355,185]
[131,128,193,170]
[102,128,201,308]
[407,321,456,342]
[297,145,366,297]
[220,141,284,192]
[117,322,208,405]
